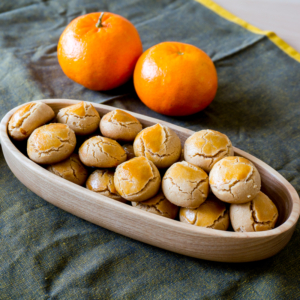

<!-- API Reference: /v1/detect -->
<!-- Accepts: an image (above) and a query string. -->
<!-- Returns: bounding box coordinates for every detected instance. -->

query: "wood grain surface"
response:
[1,99,299,262]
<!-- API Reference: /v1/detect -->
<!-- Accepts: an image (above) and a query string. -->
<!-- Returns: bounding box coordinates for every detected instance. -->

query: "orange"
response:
[57,12,143,91]
[133,42,218,116]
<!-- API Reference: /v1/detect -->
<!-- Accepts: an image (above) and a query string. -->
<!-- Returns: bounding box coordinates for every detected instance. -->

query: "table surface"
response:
[212,0,300,52]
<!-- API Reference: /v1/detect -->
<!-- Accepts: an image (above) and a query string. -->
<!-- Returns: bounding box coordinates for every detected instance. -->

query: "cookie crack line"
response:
[137,198,166,216]
[109,119,140,128]
[119,175,158,197]
[69,158,81,180]
[68,118,99,129]
[146,148,175,158]
[140,136,146,156]
[94,142,123,161]
[191,148,227,159]
[250,201,278,227]
[211,179,239,198]
[11,103,39,129]
[62,112,98,119]
[31,141,69,156]
[122,163,158,197]
[189,179,208,199]
[108,176,116,194]
[162,126,170,149]
[200,131,210,153]
[97,139,121,147]
[207,209,227,229]
[55,131,72,143]
[164,177,190,195]
[48,166,64,178]
[91,149,99,162]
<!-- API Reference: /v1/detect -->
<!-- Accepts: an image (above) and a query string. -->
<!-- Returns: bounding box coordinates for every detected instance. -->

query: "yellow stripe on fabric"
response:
[195,0,300,63]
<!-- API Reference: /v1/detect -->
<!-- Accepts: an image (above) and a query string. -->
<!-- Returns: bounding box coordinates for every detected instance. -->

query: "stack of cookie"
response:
[8,101,278,233]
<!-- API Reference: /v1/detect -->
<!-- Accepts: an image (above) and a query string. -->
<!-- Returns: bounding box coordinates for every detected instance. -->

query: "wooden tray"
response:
[1,99,299,262]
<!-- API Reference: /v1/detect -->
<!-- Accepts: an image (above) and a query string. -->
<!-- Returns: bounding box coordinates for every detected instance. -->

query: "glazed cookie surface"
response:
[79,136,126,168]
[27,123,76,164]
[100,109,142,141]
[86,169,126,203]
[132,191,179,219]
[114,156,161,202]
[184,129,234,172]
[180,195,229,230]
[133,123,182,168]
[230,191,278,232]
[162,161,209,208]
[56,101,100,135]
[209,156,261,204]
[8,102,55,141]
[47,154,88,185]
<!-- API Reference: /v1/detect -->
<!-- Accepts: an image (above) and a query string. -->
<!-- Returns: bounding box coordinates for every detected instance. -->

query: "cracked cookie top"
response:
[133,123,182,168]
[230,191,278,232]
[79,136,126,168]
[114,156,161,202]
[184,129,234,172]
[100,109,142,141]
[9,102,55,141]
[27,123,76,164]
[57,101,100,135]
[86,169,126,203]
[132,191,179,219]
[47,154,88,186]
[180,194,229,230]
[162,161,209,208]
[209,156,261,204]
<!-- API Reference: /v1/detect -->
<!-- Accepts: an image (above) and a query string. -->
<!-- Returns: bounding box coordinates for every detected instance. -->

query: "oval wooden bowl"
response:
[1,99,299,263]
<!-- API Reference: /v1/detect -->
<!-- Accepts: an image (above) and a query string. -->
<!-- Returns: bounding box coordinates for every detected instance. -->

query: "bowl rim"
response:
[1,98,299,240]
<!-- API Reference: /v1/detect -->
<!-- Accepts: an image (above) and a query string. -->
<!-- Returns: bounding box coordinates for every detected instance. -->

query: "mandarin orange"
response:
[133,42,218,116]
[57,12,143,91]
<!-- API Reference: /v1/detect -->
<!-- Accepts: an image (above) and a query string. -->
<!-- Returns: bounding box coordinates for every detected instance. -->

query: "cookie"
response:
[100,109,142,141]
[209,156,261,204]
[8,102,55,141]
[162,161,209,208]
[114,156,161,202]
[133,123,181,168]
[27,123,76,164]
[57,101,100,135]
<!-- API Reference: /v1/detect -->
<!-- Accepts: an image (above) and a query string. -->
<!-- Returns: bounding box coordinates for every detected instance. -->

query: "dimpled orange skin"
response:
[57,12,143,91]
[133,42,218,116]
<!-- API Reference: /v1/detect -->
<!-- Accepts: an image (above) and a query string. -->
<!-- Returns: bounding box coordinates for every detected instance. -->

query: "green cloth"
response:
[1,0,300,299]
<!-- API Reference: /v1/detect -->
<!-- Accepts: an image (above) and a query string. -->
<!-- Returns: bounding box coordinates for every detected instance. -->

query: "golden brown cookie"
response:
[8,102,55,141]
[56,101,100,135]
[162,161,209,208]
[180,195,229,230]
[47,154,88,185]
[132,191,179,219]
[27,123,76,164]
[100,109,142,141]
[184,129,234,172]
[86,169,126,203]
[79,136,126,168]
[114,156,161,202]
[230,191,278,232]
[133,123,182,168]
[122,144,135,160]
[209,156,261,204]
